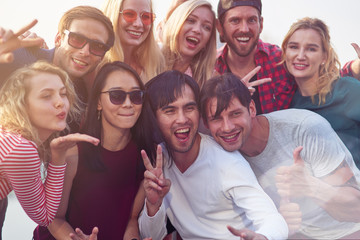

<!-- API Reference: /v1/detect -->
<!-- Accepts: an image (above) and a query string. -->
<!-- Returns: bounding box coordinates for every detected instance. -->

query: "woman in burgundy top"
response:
[33,61,145,240]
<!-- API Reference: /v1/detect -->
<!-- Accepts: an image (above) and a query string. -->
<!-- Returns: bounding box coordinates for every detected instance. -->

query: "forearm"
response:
[308,177,360,222]
[48,218,76,240]
[138,201,167,240]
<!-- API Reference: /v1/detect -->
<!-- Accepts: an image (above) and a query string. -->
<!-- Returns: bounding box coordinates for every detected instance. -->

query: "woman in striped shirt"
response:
[0,61,99,236]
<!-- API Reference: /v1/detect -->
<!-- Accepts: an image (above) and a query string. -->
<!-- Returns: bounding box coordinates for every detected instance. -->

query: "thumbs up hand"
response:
[275,146,315,199]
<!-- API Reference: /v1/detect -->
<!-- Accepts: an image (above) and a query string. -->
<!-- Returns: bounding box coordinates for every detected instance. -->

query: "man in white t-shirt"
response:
[138,70,288,240]
[200,73,360,239]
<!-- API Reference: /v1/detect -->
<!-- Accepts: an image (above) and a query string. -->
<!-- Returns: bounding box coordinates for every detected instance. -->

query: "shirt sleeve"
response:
[2,140,66,226]
[224,156,289,240]
[139,200,168,240]
[340,60,354,78]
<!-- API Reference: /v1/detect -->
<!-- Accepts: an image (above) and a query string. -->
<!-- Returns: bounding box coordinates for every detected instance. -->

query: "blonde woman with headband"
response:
[161,0,217,88]
[101,0,164,83]
[0,61,99,237]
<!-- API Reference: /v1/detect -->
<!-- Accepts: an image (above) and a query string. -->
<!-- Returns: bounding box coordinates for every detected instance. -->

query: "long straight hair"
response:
[79,61,145,173]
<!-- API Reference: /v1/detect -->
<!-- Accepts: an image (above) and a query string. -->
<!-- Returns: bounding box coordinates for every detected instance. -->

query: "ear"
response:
[216,19,224,38]
[97,99,102,111]
[54,32,62,47]
[249,100,257,117]
[259,16,264,34]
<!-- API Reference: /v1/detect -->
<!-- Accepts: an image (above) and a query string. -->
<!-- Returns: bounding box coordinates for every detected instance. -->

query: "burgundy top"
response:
[33,139,143,239]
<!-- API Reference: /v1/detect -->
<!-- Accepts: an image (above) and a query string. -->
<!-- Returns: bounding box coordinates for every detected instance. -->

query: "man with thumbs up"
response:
[200,73,360,240]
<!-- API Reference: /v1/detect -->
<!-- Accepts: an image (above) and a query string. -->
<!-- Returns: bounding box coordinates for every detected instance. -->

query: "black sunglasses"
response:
[101,89,144,105]
[64,30,110,57]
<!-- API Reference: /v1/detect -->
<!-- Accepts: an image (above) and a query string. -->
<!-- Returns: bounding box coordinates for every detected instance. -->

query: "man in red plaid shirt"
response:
[215,0,359,114]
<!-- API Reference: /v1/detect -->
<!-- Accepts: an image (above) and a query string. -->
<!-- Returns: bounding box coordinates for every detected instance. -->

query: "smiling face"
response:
[156,84,199,154]
[206,96,255,152]
[218,6,263,57]
[285,28,327,84]
[177,6,214,60]
[98,70,143,132]
[26,73,70,141]
[118,0,152,49]
[54,18,109,80]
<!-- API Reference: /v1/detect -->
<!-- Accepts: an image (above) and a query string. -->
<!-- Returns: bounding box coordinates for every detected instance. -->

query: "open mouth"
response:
[73,58,88,66]
[186,36,199,47]
[127,30,142,37]
[220,132,240,143]
[174,128,190,141]
[235,36,250,43]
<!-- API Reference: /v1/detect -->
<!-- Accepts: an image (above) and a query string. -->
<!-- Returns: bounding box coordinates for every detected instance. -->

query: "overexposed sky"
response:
[0,0,359,65]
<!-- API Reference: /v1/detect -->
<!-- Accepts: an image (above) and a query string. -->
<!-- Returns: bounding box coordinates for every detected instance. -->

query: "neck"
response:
[295,76,319,96]
[172,133,201,173]
[101,127,131,151]
[240,116,269,157]
[226,46,256,78]
[173,56,191,73]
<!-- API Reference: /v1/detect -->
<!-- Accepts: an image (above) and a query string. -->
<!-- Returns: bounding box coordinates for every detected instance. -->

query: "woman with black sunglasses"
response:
[33,61,146,240]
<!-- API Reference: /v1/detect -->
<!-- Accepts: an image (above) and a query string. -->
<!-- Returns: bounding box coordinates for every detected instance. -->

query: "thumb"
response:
[293,146,304,165]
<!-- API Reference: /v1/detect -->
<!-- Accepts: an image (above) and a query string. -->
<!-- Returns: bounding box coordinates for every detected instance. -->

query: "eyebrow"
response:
[40,86,66,92]
[288,41,321,48]
[160,101,198,111]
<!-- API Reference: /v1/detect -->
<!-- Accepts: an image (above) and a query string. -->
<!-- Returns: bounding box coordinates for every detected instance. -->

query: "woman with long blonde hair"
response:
[282,17,360,167]
[161,0,217,88]
[101,0,164,83]
[0,61,99,236]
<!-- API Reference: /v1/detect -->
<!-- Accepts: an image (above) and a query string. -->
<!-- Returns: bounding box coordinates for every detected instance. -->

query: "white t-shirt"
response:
[139,133,288,240]
[246,109,360,239]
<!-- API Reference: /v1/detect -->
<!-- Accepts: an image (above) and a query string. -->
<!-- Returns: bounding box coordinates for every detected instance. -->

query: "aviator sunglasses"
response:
[119,9,156,26]
[101,89,144,105]
[64,30,110,57]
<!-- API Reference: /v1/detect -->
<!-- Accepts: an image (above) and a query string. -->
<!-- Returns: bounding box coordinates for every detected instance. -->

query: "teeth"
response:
[222,133,237,139]
[73,58,87,66]
[236,37,250,41]
[128,30,141,36]
[187,37,199,43]
[175,128,190,134]
[295,64,306,67]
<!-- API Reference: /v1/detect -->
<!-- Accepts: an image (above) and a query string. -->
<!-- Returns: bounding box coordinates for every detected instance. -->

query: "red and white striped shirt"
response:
[0,128,66,226]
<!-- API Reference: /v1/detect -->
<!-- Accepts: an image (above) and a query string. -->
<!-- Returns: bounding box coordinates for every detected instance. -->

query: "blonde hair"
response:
[101,0,164,83]
[161,0,217,89]
[0,61,80,162]
[281,17,340,105]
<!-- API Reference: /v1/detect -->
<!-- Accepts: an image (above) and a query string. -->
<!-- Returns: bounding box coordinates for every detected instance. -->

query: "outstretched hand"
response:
[227,226,267,240]
[50,133,99,166]
[141,145,171,216]
[242,66,272,94]
[69,227,98,240]
[0,19,44,63]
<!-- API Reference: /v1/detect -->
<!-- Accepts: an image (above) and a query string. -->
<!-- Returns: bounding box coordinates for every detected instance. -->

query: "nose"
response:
[296,48,306,60]
[122,94,133,107]
[238,21,249,32]
[55,95,65,109]
[192,22,201,34]
[133,14,143,27]
[176,109,188,124]
[221,117,234,132]
[79,42,91,56]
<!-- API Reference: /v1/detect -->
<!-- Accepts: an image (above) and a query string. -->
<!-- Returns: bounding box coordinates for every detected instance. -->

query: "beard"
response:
[223,31,260,57]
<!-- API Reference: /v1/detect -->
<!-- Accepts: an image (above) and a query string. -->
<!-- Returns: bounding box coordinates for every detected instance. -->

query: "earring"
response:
[97,110,101,120]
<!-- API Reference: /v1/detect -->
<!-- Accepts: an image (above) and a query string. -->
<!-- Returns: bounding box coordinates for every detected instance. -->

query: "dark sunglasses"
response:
[64,30,110,57]
[119,9,156,26]
[101,89,144,105]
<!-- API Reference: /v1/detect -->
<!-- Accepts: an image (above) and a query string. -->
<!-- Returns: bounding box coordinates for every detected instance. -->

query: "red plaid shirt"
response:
[340,60,354,77]
[215,39,296,113]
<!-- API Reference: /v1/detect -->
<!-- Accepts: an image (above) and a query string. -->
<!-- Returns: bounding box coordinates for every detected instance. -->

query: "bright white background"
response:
[0,0,359,239]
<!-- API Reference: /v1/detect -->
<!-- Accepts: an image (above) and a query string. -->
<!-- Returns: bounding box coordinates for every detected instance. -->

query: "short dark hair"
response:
[138,70,200,164]
[58,5,115,48]
[200,73,251,125]
[218,0,262,25]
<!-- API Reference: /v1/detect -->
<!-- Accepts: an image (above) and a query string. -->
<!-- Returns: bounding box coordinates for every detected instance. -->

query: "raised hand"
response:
[50,133,99,166]
[69,227,98,240]
[0,19,44,63]
[227,226,267,240]
[351,43,360,58]
[275,146,314,199]
[278,197,302,236]
[141,145,171,216]
[242,66,272,94]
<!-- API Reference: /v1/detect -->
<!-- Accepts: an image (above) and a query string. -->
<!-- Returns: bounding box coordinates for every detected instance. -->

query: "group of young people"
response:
[0,0,360,239]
